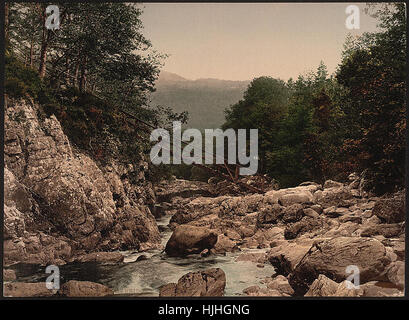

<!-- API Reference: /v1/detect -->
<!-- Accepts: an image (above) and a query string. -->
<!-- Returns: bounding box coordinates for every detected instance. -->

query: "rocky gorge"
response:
[3,98,406,297]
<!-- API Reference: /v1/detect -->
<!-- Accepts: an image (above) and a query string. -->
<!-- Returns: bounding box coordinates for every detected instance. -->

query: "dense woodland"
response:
[223,3,406,194]
[4,2,185,182]
[4,2,406,194]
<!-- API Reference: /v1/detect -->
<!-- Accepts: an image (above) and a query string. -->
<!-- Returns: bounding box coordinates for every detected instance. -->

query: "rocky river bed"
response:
[2,98,406,297]
[4,176,405,297]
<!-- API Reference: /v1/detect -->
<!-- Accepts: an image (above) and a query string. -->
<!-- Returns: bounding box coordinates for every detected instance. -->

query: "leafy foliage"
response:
[222,4,406,193]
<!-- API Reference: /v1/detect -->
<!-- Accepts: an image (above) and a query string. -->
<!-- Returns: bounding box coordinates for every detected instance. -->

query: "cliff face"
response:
[4,98,160,266]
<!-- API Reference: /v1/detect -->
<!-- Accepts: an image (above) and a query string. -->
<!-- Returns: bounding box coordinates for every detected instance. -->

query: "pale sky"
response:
[140,3,380,81]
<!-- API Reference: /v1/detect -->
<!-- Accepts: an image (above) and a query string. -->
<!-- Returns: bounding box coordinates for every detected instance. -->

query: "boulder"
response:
[288,237,391,295]
[159,268,226,297]
[165,225,218,256]
[303,208,320,218]
[213,234,239,253]
[266,275,294,296]
[4,282,57,297]
[315,187,354,207]
[257,204,284,225]
[304,275,340,297]
[284,216,324,240]
[361,223,404,238]
[282,204,304,223]
[267,240,315,276]
[372,191,405,223]
[3,269,17,281]
[386,261,404,289]
[59,280,113,297]
[278,192,313,206]
[305,274,403,297]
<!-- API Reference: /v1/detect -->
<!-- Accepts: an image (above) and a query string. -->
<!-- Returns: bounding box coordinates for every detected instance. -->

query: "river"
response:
[9,215,276,297]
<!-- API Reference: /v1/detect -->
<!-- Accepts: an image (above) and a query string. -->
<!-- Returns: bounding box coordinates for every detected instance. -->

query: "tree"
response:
[336,3,406,193]
[223,76,290,172]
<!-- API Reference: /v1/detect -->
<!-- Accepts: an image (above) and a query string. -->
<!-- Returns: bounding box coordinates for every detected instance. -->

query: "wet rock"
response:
[372,191,405,223]
[288,237,391,295]
[165,225,218,257]
[4,282,57,297]
[59,280,113,297]
[213,234,239,253]
[159,268,226,297]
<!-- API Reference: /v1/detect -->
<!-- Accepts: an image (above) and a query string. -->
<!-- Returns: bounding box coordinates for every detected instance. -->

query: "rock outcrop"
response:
[4,98,160,266]
[158,174,405,297]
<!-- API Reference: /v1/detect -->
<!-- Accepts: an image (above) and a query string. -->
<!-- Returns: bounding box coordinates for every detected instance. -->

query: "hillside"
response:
[150,71,250,129]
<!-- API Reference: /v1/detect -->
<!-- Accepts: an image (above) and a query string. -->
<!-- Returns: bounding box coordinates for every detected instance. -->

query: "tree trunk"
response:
[29,38,34,68]
[38,5,49,78]
[79,56,87,92]
[5,2,9,43]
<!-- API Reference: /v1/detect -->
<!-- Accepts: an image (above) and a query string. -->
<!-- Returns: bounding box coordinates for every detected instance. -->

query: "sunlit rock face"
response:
[4,98,160,265]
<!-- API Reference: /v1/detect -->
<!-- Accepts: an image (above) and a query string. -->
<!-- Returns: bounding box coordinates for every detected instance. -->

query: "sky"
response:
[140,3,381,81]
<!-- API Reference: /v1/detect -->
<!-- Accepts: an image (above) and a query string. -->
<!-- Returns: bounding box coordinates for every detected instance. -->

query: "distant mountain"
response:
[150,71,250,129]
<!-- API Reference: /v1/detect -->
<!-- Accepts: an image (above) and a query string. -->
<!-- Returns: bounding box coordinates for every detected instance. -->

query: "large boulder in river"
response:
[288,237,391,295]
[159,268,226,297]
[165,225,218,257]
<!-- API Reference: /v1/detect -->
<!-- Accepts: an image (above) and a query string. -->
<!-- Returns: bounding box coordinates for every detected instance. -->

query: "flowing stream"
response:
[9,215,276,297]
